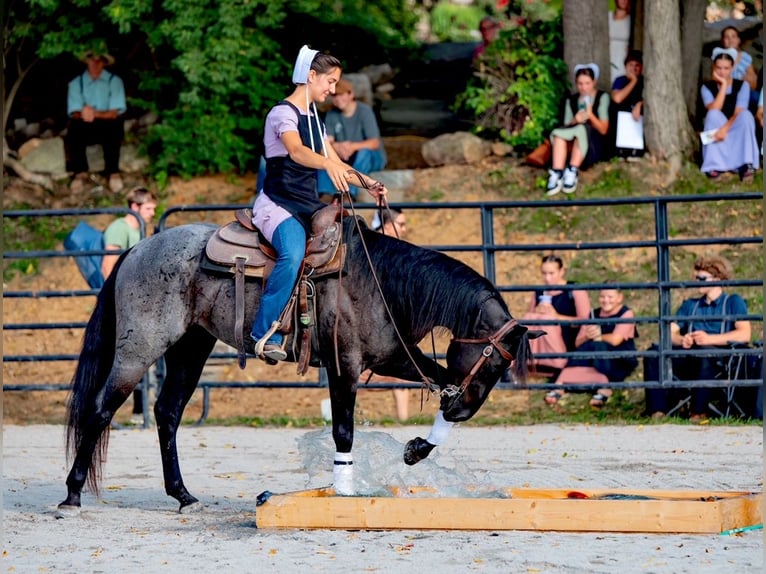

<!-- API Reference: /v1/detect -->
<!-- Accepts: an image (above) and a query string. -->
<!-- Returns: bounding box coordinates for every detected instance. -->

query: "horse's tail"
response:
[65,256,123,496]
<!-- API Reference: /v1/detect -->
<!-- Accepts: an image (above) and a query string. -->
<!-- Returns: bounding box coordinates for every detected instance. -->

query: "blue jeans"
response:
[251,217,306,345]
[317,148,386,198]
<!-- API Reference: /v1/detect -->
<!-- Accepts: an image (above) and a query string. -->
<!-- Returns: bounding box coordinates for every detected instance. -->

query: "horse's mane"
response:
[347,220,508,338]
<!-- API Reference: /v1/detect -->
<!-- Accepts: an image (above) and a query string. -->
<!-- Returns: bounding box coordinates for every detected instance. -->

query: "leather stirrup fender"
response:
[234,257,247,369]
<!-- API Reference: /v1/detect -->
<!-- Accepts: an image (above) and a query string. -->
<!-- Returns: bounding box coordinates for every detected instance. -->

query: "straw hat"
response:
[80,43,115,66]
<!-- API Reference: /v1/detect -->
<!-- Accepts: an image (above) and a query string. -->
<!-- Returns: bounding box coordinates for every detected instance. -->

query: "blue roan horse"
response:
[57,216,533,516]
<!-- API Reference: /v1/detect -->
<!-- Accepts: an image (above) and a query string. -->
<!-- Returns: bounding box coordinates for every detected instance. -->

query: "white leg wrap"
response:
[426,410,454,446]
[333,452,354,496]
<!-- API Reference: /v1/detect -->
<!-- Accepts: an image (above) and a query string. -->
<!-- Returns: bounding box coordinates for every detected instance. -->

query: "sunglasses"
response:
[694,274,714,281]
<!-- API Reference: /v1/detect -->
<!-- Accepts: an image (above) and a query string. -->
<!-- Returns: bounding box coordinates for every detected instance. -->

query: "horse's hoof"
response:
[403,437,435,466]
[179,500,204,514]
[55,504,81,519]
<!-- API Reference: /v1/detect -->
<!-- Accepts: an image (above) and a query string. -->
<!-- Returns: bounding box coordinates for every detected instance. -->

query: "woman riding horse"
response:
[251,45,387,363]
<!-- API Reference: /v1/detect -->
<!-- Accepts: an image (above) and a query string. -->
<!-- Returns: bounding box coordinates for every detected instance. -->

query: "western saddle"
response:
[203,202,348,372]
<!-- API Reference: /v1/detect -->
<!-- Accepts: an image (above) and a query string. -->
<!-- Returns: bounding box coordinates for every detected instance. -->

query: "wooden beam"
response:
[256,487,762,533]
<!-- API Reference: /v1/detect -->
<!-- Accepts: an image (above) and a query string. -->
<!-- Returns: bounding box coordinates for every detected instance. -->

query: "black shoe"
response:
[738,163,754,182]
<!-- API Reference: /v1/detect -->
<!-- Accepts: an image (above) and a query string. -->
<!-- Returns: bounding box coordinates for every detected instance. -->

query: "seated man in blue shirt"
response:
[66,48,127,194]
[318,78,386,200]
[645,256,751,422]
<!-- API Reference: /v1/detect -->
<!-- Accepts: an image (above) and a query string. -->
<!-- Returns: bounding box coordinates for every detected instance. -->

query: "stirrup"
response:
[253,321,283,360]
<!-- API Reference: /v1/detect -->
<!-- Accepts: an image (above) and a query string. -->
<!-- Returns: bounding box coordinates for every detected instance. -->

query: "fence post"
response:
[654,198,673,385]
[481,205,496,285]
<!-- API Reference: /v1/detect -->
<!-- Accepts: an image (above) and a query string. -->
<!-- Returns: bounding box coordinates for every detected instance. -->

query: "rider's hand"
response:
[327,162,350,192]
[368,181,388,203]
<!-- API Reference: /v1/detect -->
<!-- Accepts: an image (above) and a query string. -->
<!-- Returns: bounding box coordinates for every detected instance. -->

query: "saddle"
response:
[203,202,348,372]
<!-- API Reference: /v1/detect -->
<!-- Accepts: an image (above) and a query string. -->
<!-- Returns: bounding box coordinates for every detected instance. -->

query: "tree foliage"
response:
[4,0,418,178]
[456,10,568,150]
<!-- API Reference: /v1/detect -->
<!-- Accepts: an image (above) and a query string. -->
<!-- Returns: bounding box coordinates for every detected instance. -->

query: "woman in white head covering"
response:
[544,63,610,197]
[699,47,759,181]
[249,45,388,362]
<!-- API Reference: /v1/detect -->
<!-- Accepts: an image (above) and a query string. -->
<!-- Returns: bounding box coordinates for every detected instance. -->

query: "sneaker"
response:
[109,174,124,193]
[545,170,563,196]
[562,166,578,194]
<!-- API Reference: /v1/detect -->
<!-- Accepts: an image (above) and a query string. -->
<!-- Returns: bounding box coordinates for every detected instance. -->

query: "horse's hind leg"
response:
[154,326,216,513]
[58,362,151,515]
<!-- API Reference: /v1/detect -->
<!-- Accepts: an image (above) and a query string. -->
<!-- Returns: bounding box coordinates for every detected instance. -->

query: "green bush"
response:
[456,11,568,150]
[430,2,485,42]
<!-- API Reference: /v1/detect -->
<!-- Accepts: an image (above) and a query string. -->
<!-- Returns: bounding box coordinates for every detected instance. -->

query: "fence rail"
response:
[4,193,763,423]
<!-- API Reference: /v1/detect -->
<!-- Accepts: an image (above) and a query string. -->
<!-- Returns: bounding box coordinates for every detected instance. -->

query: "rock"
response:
[18,136,147,175]
[138,111,159,127]
[372,169,414,190]
[359,63,395,86]
[421,132,492,167]
[18,137,66,174]
[18,138,43,159]
[23,123,41,138]
[491,141,513,157]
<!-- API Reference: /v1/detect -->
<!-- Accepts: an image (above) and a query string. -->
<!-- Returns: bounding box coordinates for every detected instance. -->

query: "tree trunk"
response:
[563,0,611,92]
[632,0,644,50]
[643,0,696,183]
[680,0,707,121]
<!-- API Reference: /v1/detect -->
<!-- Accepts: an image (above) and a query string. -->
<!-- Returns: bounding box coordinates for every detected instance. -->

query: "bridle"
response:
[444,318,518,399]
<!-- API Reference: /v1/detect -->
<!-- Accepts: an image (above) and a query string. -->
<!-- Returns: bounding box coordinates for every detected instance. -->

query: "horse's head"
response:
[439,312,534,422]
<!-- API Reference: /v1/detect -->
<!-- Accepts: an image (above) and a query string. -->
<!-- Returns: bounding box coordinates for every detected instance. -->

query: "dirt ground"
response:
[4,147,545,425]
[4,424,763,573]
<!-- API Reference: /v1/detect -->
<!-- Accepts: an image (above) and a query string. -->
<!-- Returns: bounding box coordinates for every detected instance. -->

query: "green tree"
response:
[456,10,568,150]
[4,0,418,181]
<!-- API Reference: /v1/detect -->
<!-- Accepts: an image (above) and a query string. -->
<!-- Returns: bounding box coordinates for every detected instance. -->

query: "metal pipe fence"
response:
[4,193,763,423]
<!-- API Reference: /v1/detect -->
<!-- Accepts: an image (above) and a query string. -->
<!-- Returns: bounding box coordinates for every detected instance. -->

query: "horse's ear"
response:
[527,329,547,340]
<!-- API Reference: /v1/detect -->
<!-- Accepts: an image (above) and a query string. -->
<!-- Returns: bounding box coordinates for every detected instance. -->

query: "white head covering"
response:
[292,45,319,84]
[573,63,600,81]
[711,47,738,62]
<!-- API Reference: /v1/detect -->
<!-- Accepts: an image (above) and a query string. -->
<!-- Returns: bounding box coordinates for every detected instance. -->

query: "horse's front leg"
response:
[327,371,359,495]
[403,409,454,465]
[370,348,454,466]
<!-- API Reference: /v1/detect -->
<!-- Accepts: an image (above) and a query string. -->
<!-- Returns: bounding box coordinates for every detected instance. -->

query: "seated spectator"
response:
[700,48,760,181]
[719,25,759,109]
[522,255,592,387]
[610,50,644,159]
[101,186,158,279]
[317,79,386,200]
[548,285,639,407]
[546,64,610,196]
[66,47,127,194]
[644,256,751,423]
